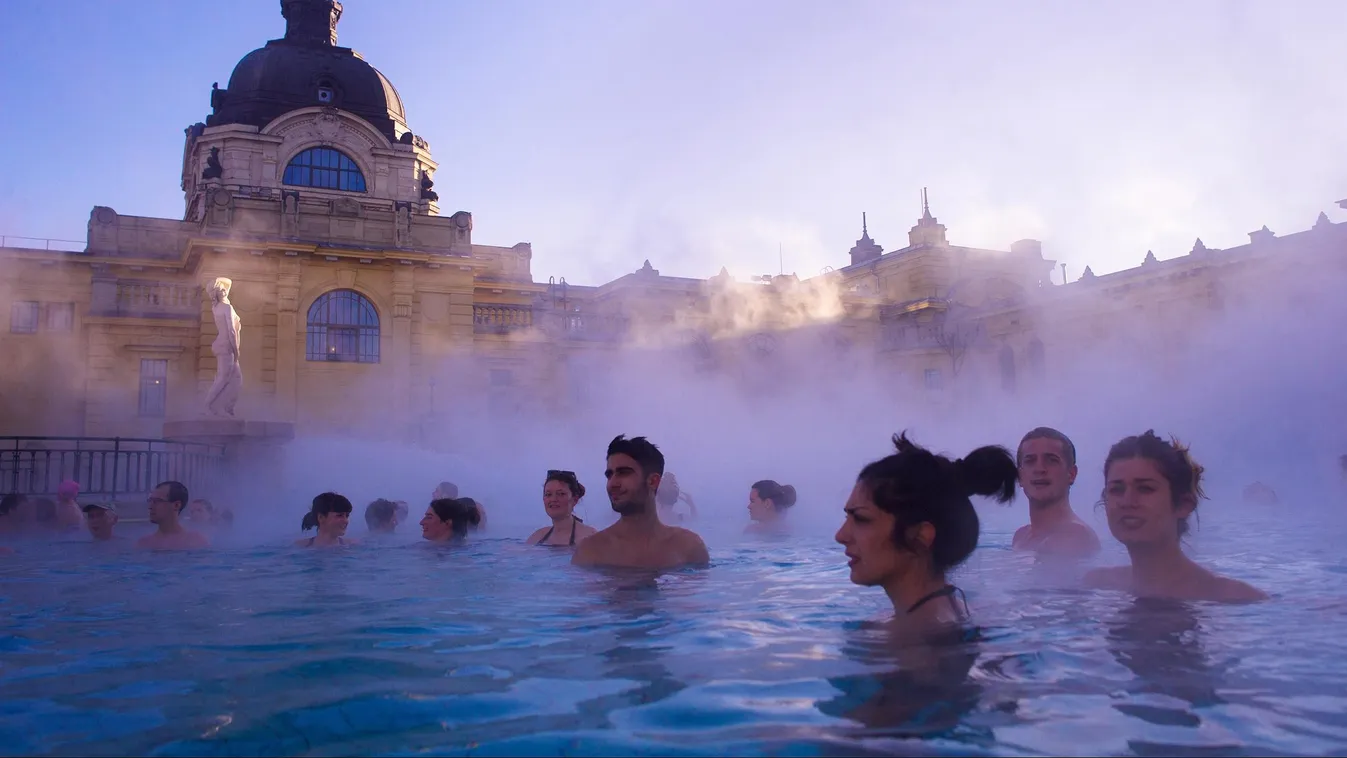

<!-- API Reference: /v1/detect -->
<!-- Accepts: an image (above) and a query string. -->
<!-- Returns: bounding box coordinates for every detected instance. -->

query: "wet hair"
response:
[0,493,27,516]
[428,497,481,540]
[156,481,189,512]
[856,432,1017,575]
[607,435,665,478]
[545,470,586,500]
[364,498,399,529]
[34,498,57,524]
[1017,427,1076,467]
[301,492,353,531]
[752,480,797,510]
[1102,430,1206,537]
[190,498,215,514]
[436,481,459,499]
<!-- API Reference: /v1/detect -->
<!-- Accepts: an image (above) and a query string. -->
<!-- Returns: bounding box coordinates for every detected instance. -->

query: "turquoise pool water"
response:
[1,515,1345,756]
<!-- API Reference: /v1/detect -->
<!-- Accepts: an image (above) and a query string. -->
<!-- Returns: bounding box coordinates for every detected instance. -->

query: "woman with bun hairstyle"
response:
[745,480,797,536]
[1084,431,1266,602]
[836,433,1017,626]
[296,492,356,547]
[420,497,481,543]
[527,470,597,547]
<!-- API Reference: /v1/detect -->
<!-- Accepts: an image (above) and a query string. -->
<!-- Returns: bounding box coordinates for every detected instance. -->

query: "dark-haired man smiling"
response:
[572,435,709,570]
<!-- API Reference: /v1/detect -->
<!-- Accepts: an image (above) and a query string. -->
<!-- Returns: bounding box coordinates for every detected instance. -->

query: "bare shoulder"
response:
[1011,524,1032,548]
[575,523,598,541]
[670,526,709,565]
[1045,521,1101,556]
[1083,565,1130,590]
[571,529,611,565]
[292,537,310,547]
[190,531,211,548]
[1214,576,1268,603]
[525,527,548,545]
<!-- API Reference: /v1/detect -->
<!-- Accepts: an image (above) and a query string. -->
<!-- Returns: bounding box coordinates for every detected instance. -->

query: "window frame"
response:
[282,147,368,193]
[305,289,381,364]
[138,358,168,418]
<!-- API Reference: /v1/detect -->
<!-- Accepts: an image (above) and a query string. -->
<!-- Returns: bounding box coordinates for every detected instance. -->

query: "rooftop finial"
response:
[921,187,931,220]
[281,0,343,47]
[862,211,868,237]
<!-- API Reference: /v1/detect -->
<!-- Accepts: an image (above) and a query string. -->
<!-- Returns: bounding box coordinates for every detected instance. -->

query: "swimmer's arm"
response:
[679,492,698,517]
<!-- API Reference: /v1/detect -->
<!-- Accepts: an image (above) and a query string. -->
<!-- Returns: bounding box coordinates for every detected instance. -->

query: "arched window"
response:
[1027,338,1046,379]
[999,344,1017,393]
[283,148,367,192]
[306,290,380,363]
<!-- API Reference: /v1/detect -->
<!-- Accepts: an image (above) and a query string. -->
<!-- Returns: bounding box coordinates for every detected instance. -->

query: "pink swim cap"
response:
[57,480,80,499]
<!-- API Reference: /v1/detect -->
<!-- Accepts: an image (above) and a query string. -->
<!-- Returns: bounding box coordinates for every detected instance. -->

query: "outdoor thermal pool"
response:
[1,514,1345,757]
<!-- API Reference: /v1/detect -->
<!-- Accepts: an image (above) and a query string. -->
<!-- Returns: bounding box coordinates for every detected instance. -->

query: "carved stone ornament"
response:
[308,108,343,143]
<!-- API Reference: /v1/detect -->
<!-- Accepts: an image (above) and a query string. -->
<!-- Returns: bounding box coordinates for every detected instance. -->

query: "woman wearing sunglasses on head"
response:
[527,470,597,548]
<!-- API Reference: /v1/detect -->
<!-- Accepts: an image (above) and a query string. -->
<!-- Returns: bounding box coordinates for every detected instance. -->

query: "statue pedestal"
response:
[162,418,295,506]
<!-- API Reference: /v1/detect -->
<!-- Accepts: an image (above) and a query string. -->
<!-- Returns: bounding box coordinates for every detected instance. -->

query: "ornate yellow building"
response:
[2,0,1345,454]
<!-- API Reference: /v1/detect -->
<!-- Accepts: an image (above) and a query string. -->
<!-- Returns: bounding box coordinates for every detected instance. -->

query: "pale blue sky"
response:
[1,0,1344,286]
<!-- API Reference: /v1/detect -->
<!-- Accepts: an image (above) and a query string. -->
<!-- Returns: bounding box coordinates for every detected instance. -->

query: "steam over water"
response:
[4,217,1347,755]
[2,519,1347,755]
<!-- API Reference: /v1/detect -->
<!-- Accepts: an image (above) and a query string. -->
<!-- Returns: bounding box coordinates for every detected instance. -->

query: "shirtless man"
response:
[136,481,210,550]
[1012,427,1100,558]
[572,435,710,570]
[82,502,121,542]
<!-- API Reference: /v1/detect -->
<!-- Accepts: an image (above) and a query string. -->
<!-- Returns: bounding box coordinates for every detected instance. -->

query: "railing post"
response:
[112,437,121,505]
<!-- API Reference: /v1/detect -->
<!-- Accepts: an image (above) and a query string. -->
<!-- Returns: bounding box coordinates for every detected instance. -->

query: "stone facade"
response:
[2,2,1345,445]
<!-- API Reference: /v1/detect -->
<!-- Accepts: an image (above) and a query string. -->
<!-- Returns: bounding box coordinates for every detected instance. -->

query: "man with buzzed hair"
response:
[572,434,710,570]
[137,480,210,550]
[1013,427,1100,558]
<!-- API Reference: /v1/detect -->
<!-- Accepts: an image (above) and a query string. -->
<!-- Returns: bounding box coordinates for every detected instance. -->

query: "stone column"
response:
[275,257,301,421]
[392,263,414,437]
[162,418,296,513]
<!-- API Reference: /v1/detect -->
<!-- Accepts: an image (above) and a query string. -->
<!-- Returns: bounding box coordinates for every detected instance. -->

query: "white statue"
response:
[205,277,242,417]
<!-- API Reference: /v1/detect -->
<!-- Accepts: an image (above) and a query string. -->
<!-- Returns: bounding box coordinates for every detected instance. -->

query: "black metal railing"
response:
[0,437,225,502]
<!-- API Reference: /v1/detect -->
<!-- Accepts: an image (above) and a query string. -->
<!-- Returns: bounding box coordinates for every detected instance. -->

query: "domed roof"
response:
[205,0,407,143]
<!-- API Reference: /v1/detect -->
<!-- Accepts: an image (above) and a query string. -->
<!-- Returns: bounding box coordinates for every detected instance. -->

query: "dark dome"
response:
[205,1,407,143]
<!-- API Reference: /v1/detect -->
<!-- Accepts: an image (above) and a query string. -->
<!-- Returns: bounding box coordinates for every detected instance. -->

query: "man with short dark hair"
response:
[136,480,210,550]
[572,435,710,569]
[1013,427,1100,558]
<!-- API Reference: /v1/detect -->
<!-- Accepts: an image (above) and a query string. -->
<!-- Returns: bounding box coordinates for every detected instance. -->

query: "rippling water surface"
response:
[2,515,1346,756]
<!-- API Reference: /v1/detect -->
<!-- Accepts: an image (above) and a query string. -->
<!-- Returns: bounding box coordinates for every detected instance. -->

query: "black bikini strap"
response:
[906,585,965,615]
[537,525,555,545]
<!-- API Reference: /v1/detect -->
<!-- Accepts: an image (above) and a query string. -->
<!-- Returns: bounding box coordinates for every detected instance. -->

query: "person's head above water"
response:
[836,432,1017,593]
[421,497,480,542]
[82,503,118,541]
[433,481,459,500]
[605,435,665,517]
[364,498,400,533]
[749,480,796,522]
[301,492,353,535]
[1017,427,1077,508]
[148,481,189,526]
[544,470,585,521]
[57,480,80,502]
[1101,430,1205,547]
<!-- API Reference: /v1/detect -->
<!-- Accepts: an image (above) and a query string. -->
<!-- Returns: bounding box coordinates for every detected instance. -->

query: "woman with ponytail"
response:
[295,492,356,547]
[528,470,597,547]
[419,498,481,544]
[1084,431,1266,602]
[835,432,1017,626]
[745,480,797,536]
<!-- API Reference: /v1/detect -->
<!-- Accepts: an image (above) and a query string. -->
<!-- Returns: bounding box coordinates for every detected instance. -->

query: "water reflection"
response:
[817,621,984,740]
[1107,597,1236,755]
[597,572,687,709]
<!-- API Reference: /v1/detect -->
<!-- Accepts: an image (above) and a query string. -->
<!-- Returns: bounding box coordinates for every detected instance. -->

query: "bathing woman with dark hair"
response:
[836,432,1017,628]
[420,498,480,543]
[528,470,597,547]
[296,492,356,547]
[1084,431,1266,602]
[745,479,797,536]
